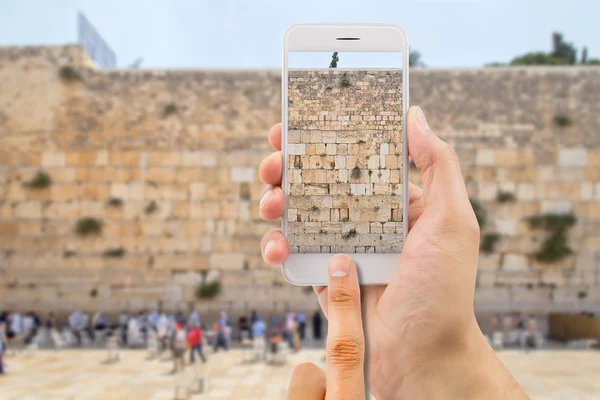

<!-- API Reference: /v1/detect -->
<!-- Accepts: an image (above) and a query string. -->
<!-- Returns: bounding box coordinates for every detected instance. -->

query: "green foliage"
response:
[342,229,357,241]
[584,59,600,65]
[357,140,366,144]
[507,32,592,66]
[526,213,577,263]
[510,52,568,66]
[63,250,77,258]
[480,233,501,254]
[102,247,126,258]
[534,232,573,263]
[351,166,362,180]
[23,170,52,189]
[310,205,319,212]
[551,32,577,64]
[329,51,339,68]
[485,62,507,67]
[409,50,425,67]
[340,73,351,88]
[496,191,517,203]
[196,281,221,299]
[75,218,103,236]
[144,200,159,215]
[59,65,83,81]
[105,197,124,208]
[526,213,576,232]
[469,198,487,228]
[578,290,588,300]
[162,102,178,118]
[553,114,573,127]
[89,288,98,298]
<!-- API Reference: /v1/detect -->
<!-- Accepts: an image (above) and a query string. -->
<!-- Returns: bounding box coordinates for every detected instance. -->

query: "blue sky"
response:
[0,0,598,68]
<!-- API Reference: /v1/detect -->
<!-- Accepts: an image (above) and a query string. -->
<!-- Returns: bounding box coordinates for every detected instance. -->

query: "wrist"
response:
[399,325,529,400]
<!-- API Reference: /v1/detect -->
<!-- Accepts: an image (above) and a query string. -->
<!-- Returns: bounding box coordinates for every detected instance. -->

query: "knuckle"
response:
[328,335,363,370]
[328,286,358,308]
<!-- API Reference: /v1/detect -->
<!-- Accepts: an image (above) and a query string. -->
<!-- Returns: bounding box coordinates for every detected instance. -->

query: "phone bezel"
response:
[281,23,409,285]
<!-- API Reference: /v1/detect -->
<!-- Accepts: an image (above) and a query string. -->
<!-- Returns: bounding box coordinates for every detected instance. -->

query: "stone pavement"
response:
[0,349,599,399]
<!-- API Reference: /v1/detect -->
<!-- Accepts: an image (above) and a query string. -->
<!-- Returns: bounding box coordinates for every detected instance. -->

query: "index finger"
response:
[325,255,365,399]
[269,123,282,151]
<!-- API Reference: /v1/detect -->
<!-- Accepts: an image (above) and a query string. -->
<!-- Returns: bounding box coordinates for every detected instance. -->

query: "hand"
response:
[287,255,365,400]
[259,106,528,399]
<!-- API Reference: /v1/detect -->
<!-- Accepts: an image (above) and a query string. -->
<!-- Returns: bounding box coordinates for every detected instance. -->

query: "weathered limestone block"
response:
[501,253,531,272]
[559,148,588,166]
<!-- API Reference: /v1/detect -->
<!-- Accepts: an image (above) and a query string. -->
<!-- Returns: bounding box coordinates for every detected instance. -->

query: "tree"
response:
[409,50,425,67]
[550,32,577,64]
[329,52,339,68]
[581,46,588,64]
[506,32,597,66]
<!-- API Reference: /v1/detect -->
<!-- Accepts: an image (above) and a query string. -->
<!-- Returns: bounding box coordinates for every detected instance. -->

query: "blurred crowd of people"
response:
[0,308,324,375]
[485,312,544,350]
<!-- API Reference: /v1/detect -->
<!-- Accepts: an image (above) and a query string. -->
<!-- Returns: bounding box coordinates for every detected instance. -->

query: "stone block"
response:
[230,167,256,183]
[559,148,588,166]
[146,167,175,183]
[475,149,494,166]
[14,201,42,219]
[42,152,66,167]
[501,253,530,272]
[181,151,218,167]
[47,183,77,202]
[288,144,306,155]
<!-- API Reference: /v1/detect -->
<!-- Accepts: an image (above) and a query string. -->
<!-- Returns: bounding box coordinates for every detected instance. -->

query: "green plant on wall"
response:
[144,200,159,215]
[105,197,124,208]
[102,247,126,258]
[23,171,52,189]
[469,198,487,228]
[340,73,351,88]
[162,102,178,118]
[553,113,573,127]
[196,281,221,299]
[63,250,77,258]
[480,233,501,254]
[342,229,357,241]
[496,191,516,203]
[89,288,98,298]
[351,166,362,180]
[75,218,103,236]
[526,213,577,263]
[59,65,83,82]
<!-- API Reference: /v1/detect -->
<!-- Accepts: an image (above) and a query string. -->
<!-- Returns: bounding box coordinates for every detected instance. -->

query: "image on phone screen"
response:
[286,52,405,254]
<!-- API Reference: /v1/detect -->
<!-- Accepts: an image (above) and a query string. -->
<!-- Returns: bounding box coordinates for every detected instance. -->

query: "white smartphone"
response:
[281,23,409,285]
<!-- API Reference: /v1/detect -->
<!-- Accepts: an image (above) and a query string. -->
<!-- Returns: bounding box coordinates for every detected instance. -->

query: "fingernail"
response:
[259,188,271,209]
[329,255,350,277]
[416,108,430,131]
[264,240,276,257]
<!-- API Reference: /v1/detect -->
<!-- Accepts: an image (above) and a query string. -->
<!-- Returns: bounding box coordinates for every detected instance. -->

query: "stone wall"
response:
[0,45,599,315]
[287,69,403,253]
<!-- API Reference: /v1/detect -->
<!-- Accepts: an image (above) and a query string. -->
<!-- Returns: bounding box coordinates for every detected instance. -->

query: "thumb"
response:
[407,106,472,217]
[326,255,365,400]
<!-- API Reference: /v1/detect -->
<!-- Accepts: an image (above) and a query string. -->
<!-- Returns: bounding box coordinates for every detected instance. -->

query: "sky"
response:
[0,0,598,69]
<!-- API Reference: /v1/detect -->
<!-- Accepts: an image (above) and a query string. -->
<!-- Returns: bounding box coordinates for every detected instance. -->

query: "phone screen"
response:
[285,51,405,254]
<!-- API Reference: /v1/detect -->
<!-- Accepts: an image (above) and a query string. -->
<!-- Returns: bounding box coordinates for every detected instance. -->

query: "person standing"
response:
[188,310,201,328]
[186,322,206,364]
[170,322,187,373]
[214,311,229,352]
[0,322,6,375]
[296,312,307,341]
[68,310,83,347]
[312,310,322,341]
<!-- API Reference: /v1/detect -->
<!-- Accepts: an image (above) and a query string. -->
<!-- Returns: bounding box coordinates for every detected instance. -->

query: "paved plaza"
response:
[0,349,599,399]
